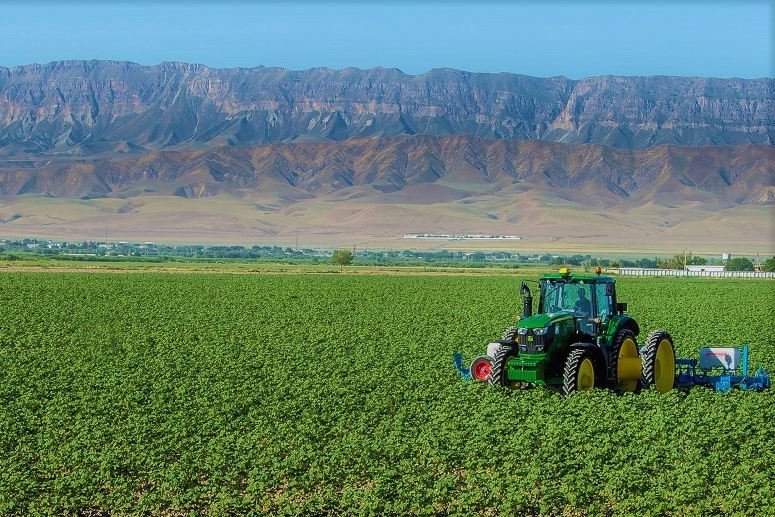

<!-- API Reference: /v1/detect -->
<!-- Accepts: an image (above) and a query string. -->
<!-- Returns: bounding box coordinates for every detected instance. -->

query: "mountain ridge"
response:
[1,135,771,205]
[1,60,772,157]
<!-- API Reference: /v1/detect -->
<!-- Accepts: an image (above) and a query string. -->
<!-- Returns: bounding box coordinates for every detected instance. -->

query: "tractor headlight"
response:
[533,327,548,336]
[518,327,529,335]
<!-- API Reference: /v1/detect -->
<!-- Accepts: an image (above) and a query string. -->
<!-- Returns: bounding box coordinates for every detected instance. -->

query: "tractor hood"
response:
[518,312,574,329]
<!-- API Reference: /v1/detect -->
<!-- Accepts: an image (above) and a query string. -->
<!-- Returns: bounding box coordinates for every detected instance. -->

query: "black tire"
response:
[609,328,639,392]
[563,348,597,396]
[487,345,516,387]
[501,326,518,341]
[640,330,676,393]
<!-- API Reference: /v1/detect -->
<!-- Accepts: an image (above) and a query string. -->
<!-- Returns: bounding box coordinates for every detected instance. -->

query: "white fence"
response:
[615,268,775,279]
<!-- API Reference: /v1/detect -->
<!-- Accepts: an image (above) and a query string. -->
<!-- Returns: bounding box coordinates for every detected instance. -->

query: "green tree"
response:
[763,257,775,272]
[332,249,353,270]
[725,257,755,271]
[659,252,706,269]
[658,254,684,269]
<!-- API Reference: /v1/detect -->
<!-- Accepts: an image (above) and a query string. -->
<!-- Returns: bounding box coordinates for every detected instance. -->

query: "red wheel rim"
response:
[472,359,491,380]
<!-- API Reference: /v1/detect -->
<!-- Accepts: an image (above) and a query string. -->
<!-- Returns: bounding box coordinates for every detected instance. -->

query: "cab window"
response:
[595,283,609,319]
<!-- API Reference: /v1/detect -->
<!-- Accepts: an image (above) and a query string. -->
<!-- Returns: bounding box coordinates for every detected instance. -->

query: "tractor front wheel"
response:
[563,348,597,396]
[501,326,518,341]
[487,345,516,387]
[640,330,676,393]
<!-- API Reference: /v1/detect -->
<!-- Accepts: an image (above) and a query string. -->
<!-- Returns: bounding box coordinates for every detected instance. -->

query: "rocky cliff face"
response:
[1,60,772,156]
[1,135,771,207]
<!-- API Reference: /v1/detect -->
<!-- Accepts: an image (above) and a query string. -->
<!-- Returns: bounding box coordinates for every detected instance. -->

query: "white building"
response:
[685,265,725,273]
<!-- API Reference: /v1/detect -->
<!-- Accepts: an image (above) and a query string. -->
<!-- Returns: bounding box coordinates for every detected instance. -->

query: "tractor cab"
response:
[533,267,625,341]
[538,268,619,318]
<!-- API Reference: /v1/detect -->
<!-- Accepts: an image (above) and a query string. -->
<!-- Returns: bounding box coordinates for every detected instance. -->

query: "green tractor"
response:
[460,267,676,395]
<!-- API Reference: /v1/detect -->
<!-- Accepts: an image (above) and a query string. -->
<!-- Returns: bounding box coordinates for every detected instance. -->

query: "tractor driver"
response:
[574,287,591,316]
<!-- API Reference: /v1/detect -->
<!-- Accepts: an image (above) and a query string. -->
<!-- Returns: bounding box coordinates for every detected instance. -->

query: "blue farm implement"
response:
[675,345,770,392]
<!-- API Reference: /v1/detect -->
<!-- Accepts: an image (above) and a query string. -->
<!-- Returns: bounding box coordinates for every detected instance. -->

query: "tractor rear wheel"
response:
[610,329,640,392]
[487,345,516,387]
[563,348,597,396]
[640,330,676,393]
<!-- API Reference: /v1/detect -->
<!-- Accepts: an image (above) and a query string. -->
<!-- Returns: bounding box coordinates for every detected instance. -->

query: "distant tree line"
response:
[1,238,772,271]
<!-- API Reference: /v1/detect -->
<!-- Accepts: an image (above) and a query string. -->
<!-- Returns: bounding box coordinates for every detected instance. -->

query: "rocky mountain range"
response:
[0,60,772,251]
[1,60,773,156]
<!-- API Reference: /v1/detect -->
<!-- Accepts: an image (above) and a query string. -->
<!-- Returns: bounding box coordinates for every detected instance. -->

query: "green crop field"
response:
[0,271,773,515]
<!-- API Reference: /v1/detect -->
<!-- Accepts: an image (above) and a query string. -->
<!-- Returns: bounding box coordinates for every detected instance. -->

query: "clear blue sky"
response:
[2,1,772,79]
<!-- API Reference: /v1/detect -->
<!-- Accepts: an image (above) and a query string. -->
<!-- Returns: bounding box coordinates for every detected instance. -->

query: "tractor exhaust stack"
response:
[521,281,532,318]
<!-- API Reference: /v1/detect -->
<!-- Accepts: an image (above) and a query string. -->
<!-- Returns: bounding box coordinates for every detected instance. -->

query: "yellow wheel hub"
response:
[617,336,641,392]
[578,357,595,391]
[653,338,676,393]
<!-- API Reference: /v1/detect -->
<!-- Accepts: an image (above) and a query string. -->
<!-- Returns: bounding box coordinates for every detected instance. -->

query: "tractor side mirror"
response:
[520,281,530,296]
[617,302,628,314]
